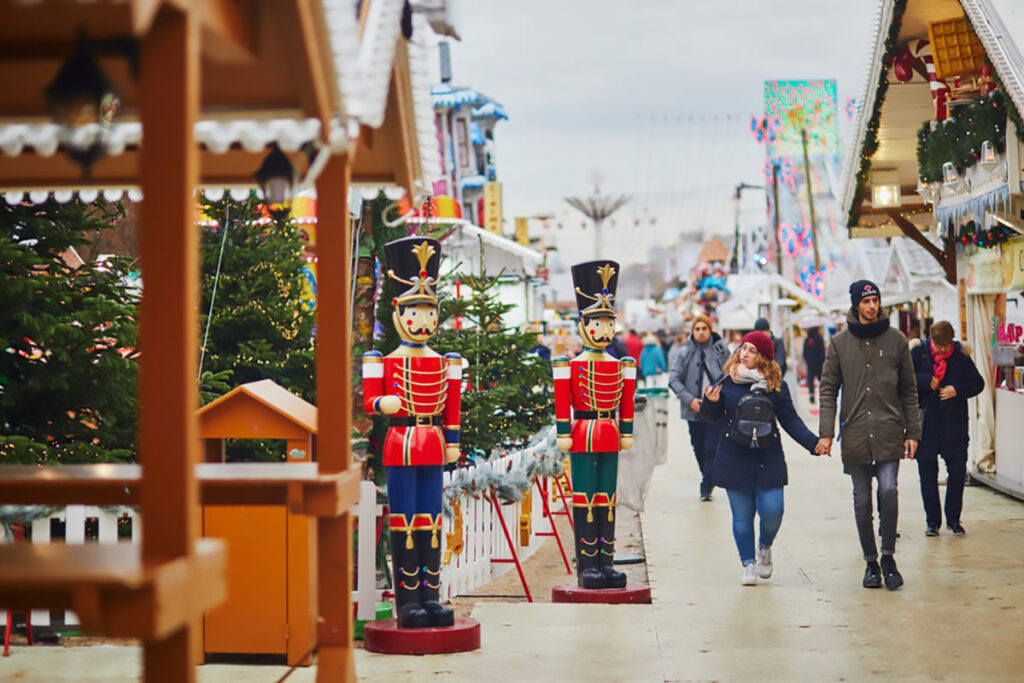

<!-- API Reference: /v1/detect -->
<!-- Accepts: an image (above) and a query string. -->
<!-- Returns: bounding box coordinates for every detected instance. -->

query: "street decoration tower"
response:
[551,260,648,603]
[361,236,479,653]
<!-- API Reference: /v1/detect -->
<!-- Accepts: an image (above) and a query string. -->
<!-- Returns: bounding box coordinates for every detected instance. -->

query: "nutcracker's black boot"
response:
[417,516,454,627]
[390,528,429,628]
[598,499,627,588]
[574,505,606,589]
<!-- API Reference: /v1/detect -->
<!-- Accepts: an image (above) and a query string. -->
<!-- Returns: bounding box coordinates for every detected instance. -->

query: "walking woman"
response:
[700,332,821,585]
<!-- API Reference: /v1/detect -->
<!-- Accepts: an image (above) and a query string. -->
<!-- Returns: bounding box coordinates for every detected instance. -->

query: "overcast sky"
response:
[426,0,880,267]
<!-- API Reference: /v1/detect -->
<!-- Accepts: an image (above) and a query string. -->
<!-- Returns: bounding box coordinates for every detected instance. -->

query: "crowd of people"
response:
[658,279,986,589]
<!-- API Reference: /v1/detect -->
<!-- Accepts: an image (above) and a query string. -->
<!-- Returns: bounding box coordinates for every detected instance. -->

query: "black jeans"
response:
[806,367,822,399]
[687,420,717,498]
[847,460,900,562]
[917,443,968,528]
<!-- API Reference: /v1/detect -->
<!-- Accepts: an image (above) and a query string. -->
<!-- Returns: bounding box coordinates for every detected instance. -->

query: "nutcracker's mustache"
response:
[408,326,434,335]
[593,335,611,343]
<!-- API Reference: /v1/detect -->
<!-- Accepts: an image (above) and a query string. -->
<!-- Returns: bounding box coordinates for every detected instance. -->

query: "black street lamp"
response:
[45,32,121,173]
[255,143,296,221]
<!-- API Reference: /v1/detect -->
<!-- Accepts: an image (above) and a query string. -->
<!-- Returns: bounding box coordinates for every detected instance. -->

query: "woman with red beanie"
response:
[699,331,821,585]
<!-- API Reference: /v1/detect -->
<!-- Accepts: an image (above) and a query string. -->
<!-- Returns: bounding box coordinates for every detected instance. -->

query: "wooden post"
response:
[138,6,200,682]
[800,129,821,272]
[314,155,356,682]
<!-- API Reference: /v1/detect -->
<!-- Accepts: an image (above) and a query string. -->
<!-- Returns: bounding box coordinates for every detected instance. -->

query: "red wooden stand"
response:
[551,583,651,604]
[362,618,481,655]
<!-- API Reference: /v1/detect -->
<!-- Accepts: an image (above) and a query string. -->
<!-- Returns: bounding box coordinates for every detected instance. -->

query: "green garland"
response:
[847,0,908,229]
[955,219,1016,248]
[916,90,1008,182]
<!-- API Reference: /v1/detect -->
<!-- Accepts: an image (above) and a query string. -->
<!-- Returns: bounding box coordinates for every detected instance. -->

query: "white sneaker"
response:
[756,545,773,579]
[741,562,757,585]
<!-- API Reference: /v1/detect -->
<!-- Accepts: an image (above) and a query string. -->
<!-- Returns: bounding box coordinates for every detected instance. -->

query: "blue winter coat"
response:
[699,378,819,493]
[910,340,985,457]
[640,343,667,378]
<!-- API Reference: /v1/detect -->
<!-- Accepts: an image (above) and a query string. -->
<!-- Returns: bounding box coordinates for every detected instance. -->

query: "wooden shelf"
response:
[0,539,226,640]
[0,463,362,514]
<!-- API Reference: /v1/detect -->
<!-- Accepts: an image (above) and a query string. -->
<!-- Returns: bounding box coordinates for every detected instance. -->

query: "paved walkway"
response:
[2,389,1023,681]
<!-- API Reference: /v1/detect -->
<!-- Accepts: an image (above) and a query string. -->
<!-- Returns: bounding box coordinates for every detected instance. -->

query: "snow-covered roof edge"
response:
[961,0,1024,118]
[409,13,442,190]
[456,222,543,264]
[839,0,894,223]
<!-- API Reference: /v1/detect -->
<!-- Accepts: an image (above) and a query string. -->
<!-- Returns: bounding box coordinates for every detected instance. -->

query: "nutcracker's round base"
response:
[551,583,651,604]
[362,618,480,655]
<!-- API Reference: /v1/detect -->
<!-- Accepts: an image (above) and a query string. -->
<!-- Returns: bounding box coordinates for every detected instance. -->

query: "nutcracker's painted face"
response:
[578,315,616,349]
[394,303,439,343]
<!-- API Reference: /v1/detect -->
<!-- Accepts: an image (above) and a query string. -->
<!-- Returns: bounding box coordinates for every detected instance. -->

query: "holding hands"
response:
[814,437,832,456]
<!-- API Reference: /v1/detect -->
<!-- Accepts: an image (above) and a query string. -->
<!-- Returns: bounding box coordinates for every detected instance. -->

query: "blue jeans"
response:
[725,486,785,565]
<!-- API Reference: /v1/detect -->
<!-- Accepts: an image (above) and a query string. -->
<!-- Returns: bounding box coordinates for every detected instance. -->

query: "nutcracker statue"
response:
[362,236,462,629]
[553,260,636,589]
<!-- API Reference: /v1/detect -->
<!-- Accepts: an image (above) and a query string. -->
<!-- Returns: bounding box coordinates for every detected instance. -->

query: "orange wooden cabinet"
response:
[197,380,318,666]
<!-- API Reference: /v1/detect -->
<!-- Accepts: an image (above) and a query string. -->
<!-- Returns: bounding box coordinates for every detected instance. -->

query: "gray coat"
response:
[818,309,922,464]
[668,333,730,421]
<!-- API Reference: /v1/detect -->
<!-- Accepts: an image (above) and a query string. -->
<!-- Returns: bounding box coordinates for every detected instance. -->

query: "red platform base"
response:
[551,582,651,604]
[362,618,481,655]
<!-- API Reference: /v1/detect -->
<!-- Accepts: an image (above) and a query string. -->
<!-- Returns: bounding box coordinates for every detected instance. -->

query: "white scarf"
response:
[731,364,768,391]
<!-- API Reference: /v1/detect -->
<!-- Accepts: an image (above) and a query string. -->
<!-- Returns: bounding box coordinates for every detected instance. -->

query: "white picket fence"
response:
[440,450,558,601]
[0,505,141,628]
[1,462,565,628]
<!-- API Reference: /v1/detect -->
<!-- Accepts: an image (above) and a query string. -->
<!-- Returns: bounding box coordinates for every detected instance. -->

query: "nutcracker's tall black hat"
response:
[571,259,619,318]
[385,236,442,306]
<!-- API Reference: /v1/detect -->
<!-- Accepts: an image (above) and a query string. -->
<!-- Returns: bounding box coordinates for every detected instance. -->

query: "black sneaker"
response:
[948,523,966,536]
[863,561,882,588]
[925,526,939,537]
[880,555,903,590]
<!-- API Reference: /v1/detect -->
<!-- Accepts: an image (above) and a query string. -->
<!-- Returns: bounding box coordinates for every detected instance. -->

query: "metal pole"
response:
[594,216,603,260]
[801,129,821,271]
[730,185,741,272]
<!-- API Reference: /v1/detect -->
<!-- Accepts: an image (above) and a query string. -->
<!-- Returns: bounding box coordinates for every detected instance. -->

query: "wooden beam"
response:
[137,6,201,681]
[195,0,258,63]
[886,209,957,285]
[314,154,356,682]
[0,146,309,191]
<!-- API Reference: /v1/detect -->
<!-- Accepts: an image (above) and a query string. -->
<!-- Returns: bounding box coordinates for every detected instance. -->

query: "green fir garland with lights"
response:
[956,219,1016,248]
[916,90,1008,182]
[847,0,907,229]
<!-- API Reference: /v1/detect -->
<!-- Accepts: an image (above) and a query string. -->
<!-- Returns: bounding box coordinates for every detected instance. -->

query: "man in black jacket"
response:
[911,321,985,536]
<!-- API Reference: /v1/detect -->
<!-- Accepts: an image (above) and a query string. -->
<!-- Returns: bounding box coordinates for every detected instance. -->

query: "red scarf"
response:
[930,340,953,382]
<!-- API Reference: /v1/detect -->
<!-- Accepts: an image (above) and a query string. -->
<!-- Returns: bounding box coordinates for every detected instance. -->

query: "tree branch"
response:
[885,209,956,285]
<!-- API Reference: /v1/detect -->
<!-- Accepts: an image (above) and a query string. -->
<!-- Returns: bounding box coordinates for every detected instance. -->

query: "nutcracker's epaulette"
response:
[363,350,383,359]
[620,356,636,366]
[552,356,569,366]
[444,351,462,360]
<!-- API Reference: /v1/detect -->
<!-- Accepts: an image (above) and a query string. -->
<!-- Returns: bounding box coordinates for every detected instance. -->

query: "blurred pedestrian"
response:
[803,326,826,404]
[911,321,984,536]
[667,330,688,371]
[625,328,644,360]
[700,332,820,585]
[818,280,921,591]
[640,332,667,386]
[668,314,729,500]
[754,318,787,377]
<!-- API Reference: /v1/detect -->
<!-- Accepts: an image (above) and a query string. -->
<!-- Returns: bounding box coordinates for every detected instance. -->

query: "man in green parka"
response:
[817,280,921,591]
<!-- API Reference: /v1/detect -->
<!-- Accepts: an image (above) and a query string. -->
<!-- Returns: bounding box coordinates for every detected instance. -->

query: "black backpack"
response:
[727,387,777,449]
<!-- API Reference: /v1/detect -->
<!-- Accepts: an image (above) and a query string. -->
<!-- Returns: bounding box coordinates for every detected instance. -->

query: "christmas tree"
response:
[431,270,553,460]
[0,199,138,464]
[197,192,316,461]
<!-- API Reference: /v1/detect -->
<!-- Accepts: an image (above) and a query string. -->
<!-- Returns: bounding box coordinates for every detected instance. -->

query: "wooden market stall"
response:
[0,1,368,680]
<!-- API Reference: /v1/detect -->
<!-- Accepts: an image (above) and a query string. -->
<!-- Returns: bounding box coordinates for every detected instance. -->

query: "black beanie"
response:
[850,280,881,308]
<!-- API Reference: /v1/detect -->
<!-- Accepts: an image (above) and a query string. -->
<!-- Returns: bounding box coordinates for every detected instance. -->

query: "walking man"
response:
[817,280,921,590]
[803,327,826,404]
[911,321,984,536]
[669,313,729,500]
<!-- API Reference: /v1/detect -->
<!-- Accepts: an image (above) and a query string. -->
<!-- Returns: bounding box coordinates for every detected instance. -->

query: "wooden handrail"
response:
[0,463,362,514]
[0,539,225,640]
